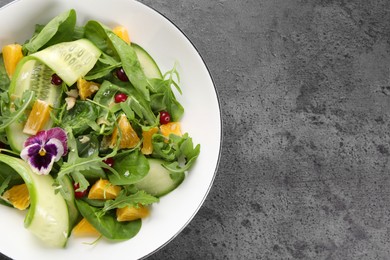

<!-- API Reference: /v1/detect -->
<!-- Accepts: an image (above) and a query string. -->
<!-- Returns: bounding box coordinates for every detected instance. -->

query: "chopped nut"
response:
[66,89,79,98]
[79,135,90,144]
[65,97,76,110]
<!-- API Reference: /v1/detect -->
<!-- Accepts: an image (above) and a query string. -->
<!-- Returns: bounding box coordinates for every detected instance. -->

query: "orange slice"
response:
[87,179,121,200]
[116,204,149,222]
[2,183,30,210]
[160,122,182,138]
[72,218,100,237]
[23,99,51,135]
[2,43,23,78]
[110,114,140,149]
[77,78,100,100]
[112,26,131,44]
[141,126,159,155]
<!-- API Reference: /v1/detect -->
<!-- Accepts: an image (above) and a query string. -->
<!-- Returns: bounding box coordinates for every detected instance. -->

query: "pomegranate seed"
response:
[159,111,171,125]
[51,73,63,85]
[103,157,115,168]
[116,67,129,82]
[114,93,128,103]
[73,183,88,198]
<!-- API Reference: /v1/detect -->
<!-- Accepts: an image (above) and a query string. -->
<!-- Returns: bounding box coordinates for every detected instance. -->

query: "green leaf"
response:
[0,91,35,131]
[108,150,149,185]
[23,9,77,54]
[71,171,90,192]
[85,53,121,80]
[93,80,157,127]
[0,54,10,91]
[84,21,150,101]
[102,190,159,212]
[0,175,11,196]
[75,199,142,241]
[60,100,98,135]
[149,70,184,121]
[152,133,200,174]
[58,129,117,180]
[0,160,25,206]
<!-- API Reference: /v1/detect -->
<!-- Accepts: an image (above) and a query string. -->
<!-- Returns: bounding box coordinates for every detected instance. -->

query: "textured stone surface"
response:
[1,0,390,259]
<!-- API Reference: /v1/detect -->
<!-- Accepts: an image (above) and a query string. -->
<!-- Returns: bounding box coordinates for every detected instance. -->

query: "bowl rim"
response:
[135,4,223,259]
[0,0,223,259]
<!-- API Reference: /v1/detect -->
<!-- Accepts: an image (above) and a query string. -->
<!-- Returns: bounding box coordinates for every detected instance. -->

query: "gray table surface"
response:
[1,0,390,259]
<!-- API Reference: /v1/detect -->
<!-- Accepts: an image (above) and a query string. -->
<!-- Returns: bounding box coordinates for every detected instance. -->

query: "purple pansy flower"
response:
[20,127,68,175]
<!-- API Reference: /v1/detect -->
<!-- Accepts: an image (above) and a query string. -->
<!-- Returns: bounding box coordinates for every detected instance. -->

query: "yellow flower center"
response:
[39,147,46,156]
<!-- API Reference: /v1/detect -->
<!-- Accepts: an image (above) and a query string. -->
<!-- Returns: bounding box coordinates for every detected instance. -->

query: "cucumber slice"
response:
[6,59,62,152]
[0,154,69,247]
[8,59,62,106]
[132,43,162,79]
[31,39,101,86]
[135,158,184,197]
[6,39,100,152]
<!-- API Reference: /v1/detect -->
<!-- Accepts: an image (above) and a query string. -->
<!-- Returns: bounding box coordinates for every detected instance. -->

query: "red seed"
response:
[116,67,129,82]
[51,73,63,85]
[114,93,128,103]
[103,157,115,168]
[73,183,88,198]
[159,111,171,125]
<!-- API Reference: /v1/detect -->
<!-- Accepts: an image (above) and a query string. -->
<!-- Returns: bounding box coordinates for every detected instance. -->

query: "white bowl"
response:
[0,0,221,259]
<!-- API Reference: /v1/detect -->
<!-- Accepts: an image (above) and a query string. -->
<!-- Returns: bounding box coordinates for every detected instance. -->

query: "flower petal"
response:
[24,131,46,147]
[45,138,64,162]
[20,127,68,175]
[46,127,68,154]
[28,152,56,175]
[20,143,41,161]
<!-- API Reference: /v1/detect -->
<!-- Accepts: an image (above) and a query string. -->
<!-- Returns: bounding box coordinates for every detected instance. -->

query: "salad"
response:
[0,9,200,248]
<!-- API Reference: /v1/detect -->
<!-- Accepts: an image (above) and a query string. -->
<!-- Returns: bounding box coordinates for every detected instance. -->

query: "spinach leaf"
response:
[108,150,149,185]
[75,199,142,241]
[84,21,150,101]
[23,9,77,54]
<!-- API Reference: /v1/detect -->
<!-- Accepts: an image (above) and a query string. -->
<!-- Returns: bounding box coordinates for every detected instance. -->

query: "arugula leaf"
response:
[93,80,157,127]
[85,53,121,81]
[60,100,99,135]
[149,65,184,121]
[102,190,158,212]
[58,129,116,192]
[0,91,35,132]
[152,133,200,174]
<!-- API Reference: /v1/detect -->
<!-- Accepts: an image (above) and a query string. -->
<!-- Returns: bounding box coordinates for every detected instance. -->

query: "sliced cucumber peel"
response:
[135,159,185,197]
[30,38,101,86]
[0,154,69,247]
